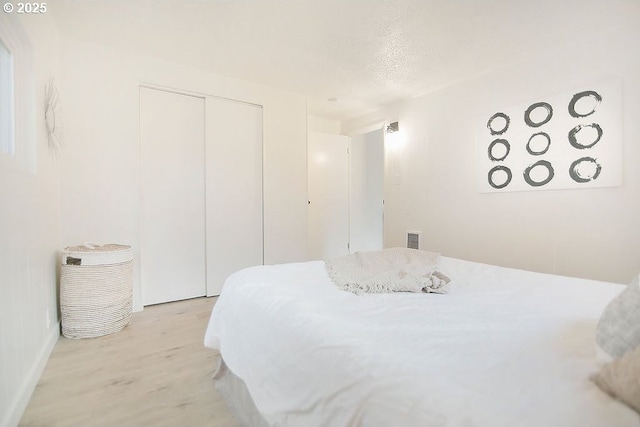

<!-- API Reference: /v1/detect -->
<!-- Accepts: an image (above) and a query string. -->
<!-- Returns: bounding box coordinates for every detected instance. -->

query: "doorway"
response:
[307,127,384,260]
[349,128,384,253]
[307,132,350,259]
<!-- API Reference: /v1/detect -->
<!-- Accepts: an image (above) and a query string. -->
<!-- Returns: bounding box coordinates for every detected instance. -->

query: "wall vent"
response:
[406,231,421,250]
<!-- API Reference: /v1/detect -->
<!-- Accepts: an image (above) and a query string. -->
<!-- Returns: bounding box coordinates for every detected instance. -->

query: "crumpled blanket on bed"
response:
[325,247,451,295]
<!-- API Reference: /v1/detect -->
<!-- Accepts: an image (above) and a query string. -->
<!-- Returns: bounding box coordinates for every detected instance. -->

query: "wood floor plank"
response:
[19,297,238,427]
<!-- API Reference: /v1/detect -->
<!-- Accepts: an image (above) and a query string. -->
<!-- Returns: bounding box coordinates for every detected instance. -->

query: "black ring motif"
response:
[569,157,602,183]
[488,165,512,189]
[523,160,554,187]
[488,139,510,162]
[568,123,603,149]
[487,112,510,136]
[568,90,602,118]
[524,102,553,128]
[526,132,551,156]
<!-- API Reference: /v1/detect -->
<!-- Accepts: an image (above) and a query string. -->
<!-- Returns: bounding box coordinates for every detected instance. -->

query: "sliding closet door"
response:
[139,87,206,305]
[206,98,263,296]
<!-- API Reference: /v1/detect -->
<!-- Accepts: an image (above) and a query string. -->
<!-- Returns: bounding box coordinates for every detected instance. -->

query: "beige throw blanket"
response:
[325,248,451,295]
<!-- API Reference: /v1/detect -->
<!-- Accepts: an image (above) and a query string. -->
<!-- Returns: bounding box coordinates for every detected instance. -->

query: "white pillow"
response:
[591,344,640,414]
[596,274,640,363]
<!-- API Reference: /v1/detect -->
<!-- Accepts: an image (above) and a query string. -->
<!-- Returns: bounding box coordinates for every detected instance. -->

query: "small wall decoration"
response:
[44,76,63,157]
[477,79,622,193]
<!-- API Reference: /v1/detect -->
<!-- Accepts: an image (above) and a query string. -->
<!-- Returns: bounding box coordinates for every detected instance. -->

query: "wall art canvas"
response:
[477,79,622,193]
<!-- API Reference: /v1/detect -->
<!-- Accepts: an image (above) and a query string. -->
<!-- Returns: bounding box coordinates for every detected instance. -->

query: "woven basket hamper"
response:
[60,244,133,339]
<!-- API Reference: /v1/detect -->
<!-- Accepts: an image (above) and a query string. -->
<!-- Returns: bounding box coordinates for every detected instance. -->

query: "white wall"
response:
[0,13,61,427]
[343,24,640,284]
[308,114,341,134]
[57,37,308,311]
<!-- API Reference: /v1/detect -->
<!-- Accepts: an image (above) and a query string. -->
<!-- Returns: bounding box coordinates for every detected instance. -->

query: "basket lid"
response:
[62,244,133,265]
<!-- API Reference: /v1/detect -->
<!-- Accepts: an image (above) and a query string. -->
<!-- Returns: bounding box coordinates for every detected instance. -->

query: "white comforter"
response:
[204,256,640,427]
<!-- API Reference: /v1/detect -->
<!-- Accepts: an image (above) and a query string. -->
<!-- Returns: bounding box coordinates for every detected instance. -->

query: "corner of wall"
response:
[1,323,59,427]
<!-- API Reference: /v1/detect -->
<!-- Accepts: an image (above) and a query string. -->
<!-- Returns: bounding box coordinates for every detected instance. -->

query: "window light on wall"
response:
[0,37,14,156]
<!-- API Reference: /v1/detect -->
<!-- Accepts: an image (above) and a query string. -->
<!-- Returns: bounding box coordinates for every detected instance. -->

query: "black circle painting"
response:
[481,81,619,193]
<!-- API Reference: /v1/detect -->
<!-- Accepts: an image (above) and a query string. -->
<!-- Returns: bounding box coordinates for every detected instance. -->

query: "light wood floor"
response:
[20,297,238,427]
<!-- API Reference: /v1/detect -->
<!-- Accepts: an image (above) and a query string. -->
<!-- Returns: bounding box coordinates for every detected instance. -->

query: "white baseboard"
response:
[1,322,60,427]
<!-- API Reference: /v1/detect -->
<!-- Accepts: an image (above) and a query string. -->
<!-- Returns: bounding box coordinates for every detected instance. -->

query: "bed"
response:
[204,251,640,427]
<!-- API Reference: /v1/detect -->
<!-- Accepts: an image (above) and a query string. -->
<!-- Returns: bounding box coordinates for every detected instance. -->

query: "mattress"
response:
[204,256,640,426]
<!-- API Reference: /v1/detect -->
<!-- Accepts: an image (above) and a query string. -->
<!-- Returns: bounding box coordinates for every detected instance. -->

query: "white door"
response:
[139,87,206,305]
[349,128,384,253]
[205,98,263,295]
[308,132,349,259]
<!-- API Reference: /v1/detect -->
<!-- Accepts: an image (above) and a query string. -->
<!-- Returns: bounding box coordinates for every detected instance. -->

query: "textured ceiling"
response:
[51,0,640,121]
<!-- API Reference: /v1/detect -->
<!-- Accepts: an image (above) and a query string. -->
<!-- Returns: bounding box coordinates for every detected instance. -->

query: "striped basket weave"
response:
[60,244,133,339]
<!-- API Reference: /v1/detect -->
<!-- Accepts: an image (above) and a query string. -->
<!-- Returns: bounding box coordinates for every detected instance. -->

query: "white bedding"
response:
[204,256,640,426]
